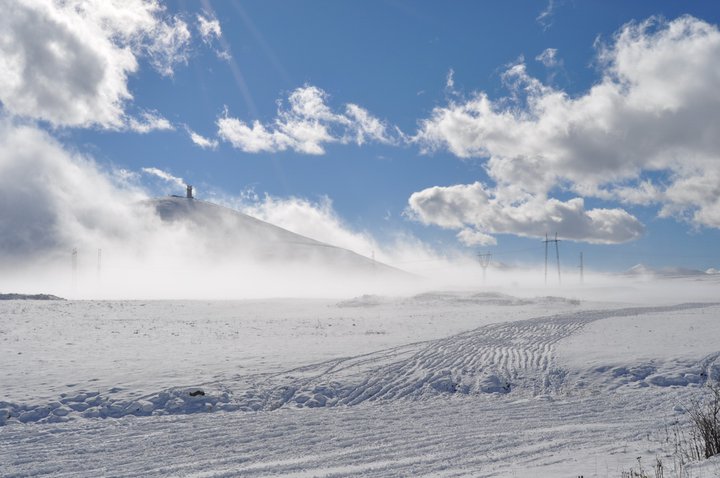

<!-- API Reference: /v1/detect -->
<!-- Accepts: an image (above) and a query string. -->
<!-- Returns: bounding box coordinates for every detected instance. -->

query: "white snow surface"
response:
[2,283,720,476]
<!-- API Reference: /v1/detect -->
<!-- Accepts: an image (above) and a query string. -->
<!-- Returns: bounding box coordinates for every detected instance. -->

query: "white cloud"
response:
[185,126,219,149]
[0,119,153,260]
[218,85,397,154]
[408,182,644,244]
[344,104,394,146]
[196,12,229,60]
[446,68,455,90]
[197,13,221,43]
[141,167,185,188]
[535,48,560,68]
[127,110,174,133]
[456,228,497,247]
[536,0,556,30]
[0,0,191,129]
[144,14,191,77]
[413,16,720,237]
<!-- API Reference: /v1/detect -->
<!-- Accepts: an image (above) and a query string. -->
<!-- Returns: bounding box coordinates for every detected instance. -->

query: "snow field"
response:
[1,287,720,476]
[1,387,711,477]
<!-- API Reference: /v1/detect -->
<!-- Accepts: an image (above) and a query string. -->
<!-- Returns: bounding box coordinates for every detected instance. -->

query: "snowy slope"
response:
[151,197,401,275]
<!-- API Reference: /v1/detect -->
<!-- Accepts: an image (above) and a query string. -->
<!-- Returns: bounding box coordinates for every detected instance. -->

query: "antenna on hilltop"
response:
[543,233,561,285]
[186,184,194,199]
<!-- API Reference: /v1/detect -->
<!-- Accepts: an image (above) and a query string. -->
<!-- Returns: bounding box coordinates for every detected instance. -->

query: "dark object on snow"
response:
[0,293,65,301]
[188,390,205,397]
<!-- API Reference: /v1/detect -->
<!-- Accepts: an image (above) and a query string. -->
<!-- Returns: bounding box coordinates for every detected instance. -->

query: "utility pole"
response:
[477,252,492,284]
[544,233,548,285]
[71,248,78,294]
[579,252,584,285]
[97,248,102,282]
[555,232,561,285]
[543,233,561,285]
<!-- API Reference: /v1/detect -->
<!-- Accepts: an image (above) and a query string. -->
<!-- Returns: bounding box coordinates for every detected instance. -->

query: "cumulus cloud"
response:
[408,182,644,244]
[412,15,720,242]
[0,0,191,129]
[217,85,398,154]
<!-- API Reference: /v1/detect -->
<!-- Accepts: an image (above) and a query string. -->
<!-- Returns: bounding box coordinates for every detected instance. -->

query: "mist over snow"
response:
[0,119,452,299]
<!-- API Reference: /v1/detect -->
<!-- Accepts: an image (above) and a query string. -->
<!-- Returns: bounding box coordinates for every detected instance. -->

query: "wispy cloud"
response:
[197,13,222,43]
[127,111,174,134]
[185,126,219,149]
[535,48,561,68]
[536,0,556,30]
[196,11,229,60]
[141,167,185,188]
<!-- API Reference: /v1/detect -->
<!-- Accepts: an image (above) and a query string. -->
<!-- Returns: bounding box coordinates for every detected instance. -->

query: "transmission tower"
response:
[543,233,561,285]
[477,252,492,284]
[579,251,584,285]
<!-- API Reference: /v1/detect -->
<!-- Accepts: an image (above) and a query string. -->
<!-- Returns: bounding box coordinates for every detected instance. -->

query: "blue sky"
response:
[3,0,720,273]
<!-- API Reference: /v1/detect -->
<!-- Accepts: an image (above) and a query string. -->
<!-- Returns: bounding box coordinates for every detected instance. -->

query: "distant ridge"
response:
[0,293,65,300]
[623,263,713,278]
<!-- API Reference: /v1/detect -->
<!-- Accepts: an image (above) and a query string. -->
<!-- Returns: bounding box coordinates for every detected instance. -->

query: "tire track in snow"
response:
[246,302,717,409]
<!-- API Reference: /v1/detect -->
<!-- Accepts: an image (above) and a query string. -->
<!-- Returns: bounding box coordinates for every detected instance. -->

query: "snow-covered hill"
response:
[151,196,401,275]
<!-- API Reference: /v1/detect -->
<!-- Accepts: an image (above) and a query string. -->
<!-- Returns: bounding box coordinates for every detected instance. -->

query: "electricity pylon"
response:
[477,252,492,284]
[543,233,561,285]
